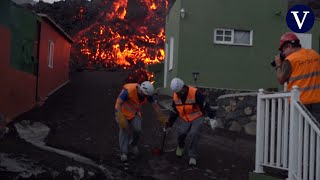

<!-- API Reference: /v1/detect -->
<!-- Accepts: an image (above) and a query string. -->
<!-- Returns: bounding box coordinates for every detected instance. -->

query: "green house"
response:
[148,0,320,95]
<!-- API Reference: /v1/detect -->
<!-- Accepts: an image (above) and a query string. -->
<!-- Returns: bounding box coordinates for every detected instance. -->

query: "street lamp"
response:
[180,8,185,19]
[192,72,200,87]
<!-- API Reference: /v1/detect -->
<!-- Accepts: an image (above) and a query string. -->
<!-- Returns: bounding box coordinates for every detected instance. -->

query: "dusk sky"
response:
[35,0,62,3]
[35,0,93,3]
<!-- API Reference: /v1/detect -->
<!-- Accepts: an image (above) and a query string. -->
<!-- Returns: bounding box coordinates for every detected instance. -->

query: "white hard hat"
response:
[170,78,184,92]
[140,81,154,95]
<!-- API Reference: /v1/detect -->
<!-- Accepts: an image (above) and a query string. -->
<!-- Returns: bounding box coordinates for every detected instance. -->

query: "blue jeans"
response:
[116,114,142,154]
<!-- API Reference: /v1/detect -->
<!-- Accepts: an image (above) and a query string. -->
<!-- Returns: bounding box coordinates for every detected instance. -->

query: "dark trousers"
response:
[305,103,320,123]
[176,116,204,158]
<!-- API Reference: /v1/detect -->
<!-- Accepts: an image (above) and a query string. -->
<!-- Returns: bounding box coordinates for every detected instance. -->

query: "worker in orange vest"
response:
[165,78,217,166]
[274,32,320,120]
[115,81,164,162]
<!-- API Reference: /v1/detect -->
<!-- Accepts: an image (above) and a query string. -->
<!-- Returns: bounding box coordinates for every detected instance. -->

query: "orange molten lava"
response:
[73,0,169,68]
[126,68,154,84]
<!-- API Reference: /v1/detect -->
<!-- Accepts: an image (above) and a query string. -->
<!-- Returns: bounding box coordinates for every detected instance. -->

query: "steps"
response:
[249,172,284,180]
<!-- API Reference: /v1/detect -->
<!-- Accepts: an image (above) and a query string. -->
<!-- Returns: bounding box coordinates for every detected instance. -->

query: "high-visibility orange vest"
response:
[286,48,320,105]
[173,86,203,122]
[115,83,147,120]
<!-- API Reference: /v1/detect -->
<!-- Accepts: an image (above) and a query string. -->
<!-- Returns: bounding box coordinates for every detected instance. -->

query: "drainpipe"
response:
[35,21,41,104]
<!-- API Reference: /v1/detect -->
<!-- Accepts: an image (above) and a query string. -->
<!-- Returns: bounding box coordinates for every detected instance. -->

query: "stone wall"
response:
[215,93,257,136]
[198,87,258,136]
[197,87,252,106]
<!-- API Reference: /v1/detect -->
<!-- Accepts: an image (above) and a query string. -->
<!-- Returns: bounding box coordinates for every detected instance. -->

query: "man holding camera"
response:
[274,32,320,121]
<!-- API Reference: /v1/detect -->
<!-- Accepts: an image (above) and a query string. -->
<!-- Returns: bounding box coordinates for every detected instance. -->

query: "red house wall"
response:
[38,20,70,102]
[0,25,37,122]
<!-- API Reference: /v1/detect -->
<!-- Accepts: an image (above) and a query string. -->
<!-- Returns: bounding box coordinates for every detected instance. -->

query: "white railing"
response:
[255,88,292,172]
[255,86,320,180]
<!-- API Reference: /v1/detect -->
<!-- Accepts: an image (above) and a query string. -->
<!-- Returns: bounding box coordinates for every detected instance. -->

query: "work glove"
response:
[208,118,218,130]
[157,112,167,126]
[116,111,127,129]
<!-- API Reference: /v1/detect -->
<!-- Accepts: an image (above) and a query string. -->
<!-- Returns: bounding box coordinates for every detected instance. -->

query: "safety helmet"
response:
[170,78,184,93]
[279,32,299,50]
[139,81,154,96]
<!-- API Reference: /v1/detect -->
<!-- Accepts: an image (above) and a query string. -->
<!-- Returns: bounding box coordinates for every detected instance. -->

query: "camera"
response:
[270,52,286,67]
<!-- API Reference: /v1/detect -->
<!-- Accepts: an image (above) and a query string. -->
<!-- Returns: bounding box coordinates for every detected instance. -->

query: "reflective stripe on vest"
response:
[174,99,182,105]
[299,84,320,92]
[188,111,203,119]
[122,101,141,114]
[174,98,196,105]
[289,71,320,83]
[185,99,196,104]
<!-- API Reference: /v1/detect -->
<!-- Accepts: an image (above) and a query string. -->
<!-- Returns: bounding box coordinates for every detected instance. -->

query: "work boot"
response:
[189,158,197,166]
[132,146,139,155]
[120,154,127,162]
[175,146,184,157]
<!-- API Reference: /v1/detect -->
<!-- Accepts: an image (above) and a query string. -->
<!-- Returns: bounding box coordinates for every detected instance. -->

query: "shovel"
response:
[151,128,167,156]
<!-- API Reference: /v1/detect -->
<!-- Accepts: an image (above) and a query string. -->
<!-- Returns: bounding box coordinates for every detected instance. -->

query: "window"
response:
[169,36,174,71]
[214,29,253,46]
[48,41,54,68]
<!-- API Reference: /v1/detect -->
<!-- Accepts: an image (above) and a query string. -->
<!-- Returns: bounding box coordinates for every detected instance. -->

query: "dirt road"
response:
[1,71,255,179]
